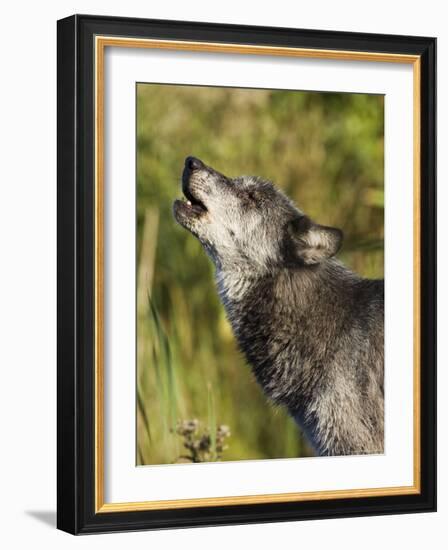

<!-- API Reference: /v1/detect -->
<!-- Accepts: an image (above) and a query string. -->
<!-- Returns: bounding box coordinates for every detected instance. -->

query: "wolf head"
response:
[173,157,343,272]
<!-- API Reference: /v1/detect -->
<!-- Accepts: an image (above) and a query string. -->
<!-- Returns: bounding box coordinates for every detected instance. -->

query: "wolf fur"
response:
[173,156,384,456]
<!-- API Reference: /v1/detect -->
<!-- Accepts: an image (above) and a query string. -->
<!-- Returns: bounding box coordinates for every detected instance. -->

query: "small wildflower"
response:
[174,419,231,463]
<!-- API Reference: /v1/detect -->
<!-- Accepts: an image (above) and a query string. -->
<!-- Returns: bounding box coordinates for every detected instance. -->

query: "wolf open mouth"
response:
[179,185,207,215]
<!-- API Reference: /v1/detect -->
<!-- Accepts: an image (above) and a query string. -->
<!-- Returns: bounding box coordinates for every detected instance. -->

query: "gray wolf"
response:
[173,156,384,456]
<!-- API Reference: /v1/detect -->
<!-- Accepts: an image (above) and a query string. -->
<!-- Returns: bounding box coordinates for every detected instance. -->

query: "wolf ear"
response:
[285,216,343,266]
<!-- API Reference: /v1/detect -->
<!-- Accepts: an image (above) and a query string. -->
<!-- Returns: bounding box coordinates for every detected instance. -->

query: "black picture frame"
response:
[57,14,436,535]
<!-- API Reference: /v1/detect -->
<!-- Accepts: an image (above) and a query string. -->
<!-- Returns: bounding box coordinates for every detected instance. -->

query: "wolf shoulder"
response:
[352,276,384,324]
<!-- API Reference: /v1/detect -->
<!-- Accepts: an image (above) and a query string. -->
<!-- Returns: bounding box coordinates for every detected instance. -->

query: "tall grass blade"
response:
[137,385,152,445]
[147,292,179,459]
[207,383,217,460]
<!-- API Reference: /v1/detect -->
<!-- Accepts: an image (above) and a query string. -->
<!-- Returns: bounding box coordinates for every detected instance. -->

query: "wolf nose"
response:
[185,156,203,171]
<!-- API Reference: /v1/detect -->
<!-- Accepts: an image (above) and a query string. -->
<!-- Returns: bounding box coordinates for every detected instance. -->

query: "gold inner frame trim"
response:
[94,35,421,513]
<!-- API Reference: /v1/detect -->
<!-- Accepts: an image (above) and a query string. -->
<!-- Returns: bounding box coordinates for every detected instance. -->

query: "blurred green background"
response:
[136,84,384,466]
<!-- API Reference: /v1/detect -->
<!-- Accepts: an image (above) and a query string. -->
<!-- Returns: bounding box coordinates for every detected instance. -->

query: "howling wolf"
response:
[173,156,384,456]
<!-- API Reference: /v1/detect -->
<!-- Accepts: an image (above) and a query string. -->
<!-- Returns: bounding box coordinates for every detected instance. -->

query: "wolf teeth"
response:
[187,200,192,206]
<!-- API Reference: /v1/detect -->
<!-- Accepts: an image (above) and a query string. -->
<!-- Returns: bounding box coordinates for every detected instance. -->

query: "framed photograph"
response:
[57,14,436,534]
